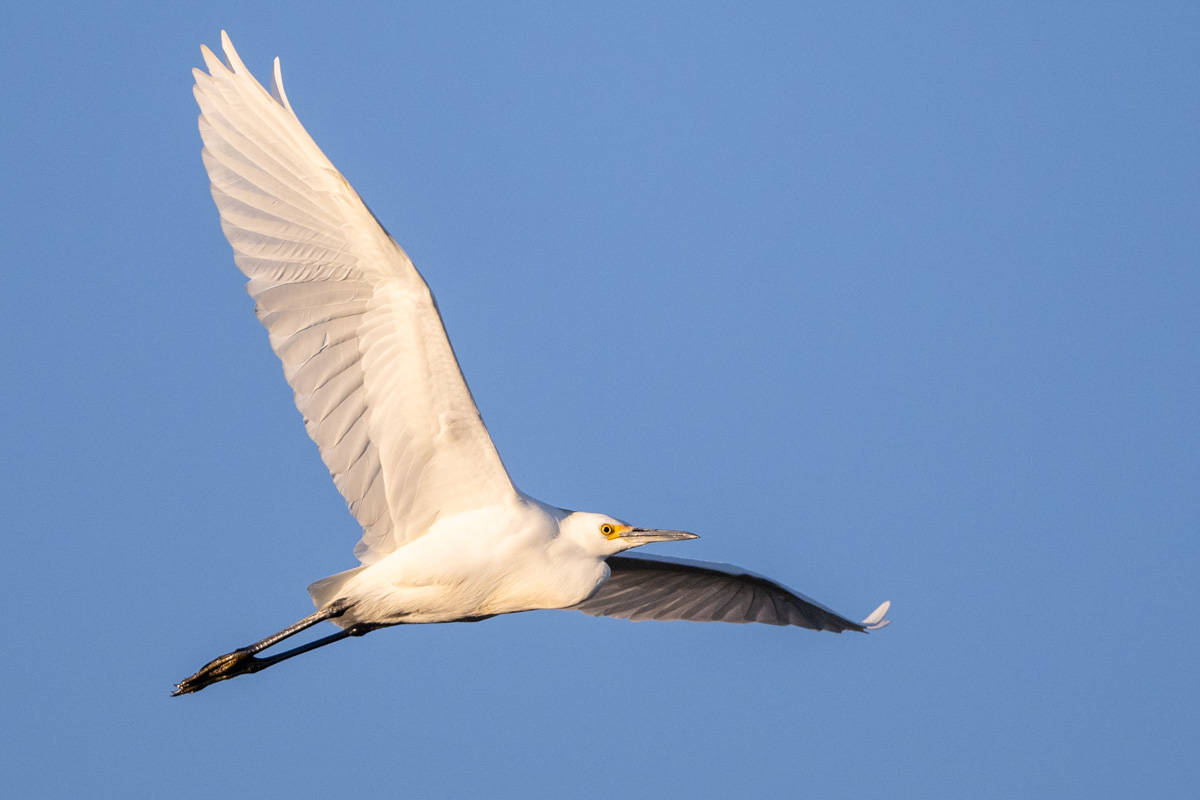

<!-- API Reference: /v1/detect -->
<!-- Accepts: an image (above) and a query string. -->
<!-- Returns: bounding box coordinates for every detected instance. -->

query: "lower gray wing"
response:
[569,554,890,633]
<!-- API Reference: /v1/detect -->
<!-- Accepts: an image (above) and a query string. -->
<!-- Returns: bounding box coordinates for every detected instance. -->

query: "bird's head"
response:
[559,511,698,556]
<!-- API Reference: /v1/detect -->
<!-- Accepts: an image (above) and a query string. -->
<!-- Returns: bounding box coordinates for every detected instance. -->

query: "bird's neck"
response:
[541,536,610,609]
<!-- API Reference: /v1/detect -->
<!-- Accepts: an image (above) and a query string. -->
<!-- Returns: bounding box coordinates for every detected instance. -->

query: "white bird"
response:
[174,33,890,696]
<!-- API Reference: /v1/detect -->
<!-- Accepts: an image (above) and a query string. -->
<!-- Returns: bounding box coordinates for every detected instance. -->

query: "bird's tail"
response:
[307,565,368,609]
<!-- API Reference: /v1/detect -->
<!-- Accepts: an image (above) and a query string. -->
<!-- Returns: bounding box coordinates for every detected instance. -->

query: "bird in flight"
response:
[174,33,890,696]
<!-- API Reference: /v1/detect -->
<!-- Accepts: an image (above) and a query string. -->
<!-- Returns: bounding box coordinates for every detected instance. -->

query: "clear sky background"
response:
[2,2,1196,798]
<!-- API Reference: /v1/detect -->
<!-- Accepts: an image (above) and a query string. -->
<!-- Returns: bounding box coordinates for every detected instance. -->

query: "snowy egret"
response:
[174,33,890,696]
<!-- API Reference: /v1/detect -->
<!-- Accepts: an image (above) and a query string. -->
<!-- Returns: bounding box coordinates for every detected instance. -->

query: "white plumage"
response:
[175,33,889,696]
[195,36,513,566]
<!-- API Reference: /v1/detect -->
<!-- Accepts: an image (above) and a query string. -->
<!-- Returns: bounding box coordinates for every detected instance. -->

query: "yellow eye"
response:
[600,524,615,536]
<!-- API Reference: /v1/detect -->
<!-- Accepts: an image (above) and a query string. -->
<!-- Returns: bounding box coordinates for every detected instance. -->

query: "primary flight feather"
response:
[175,33,889,696]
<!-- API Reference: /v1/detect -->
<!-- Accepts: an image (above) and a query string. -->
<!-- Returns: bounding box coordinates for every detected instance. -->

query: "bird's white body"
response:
[175,33,888,696]
[316,501,616,627]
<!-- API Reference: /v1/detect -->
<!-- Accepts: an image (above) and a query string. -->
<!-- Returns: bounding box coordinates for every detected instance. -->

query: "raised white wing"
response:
[193,32,517,563]
[571,554,891,633]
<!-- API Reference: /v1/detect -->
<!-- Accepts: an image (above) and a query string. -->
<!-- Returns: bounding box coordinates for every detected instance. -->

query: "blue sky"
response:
[2,2,1196,797]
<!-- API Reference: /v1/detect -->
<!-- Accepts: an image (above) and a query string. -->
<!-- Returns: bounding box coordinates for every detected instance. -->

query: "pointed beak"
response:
[619,528,699,544]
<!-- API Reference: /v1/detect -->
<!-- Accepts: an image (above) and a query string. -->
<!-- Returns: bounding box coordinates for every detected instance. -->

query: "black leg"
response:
[172,599,361,696]
[250,622,380,667]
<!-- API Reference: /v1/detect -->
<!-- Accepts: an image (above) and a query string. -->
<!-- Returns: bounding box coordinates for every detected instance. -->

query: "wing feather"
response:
[572,554,891,633]
[195,33,517,563]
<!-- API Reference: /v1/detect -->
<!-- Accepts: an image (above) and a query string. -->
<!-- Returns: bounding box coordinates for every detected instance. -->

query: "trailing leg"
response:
[172,599,359,696]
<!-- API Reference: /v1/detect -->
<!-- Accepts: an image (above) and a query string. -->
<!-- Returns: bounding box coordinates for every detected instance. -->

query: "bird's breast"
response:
[478,552,610,616]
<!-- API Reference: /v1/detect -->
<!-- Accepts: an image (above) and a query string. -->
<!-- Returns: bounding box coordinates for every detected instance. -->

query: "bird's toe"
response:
[172,649,262,696]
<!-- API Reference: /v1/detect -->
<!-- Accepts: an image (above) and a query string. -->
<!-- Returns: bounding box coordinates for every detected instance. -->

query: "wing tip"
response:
[219,30,245,74]
[198,32,292,114]
[862,600,891,631]
[271,56,296,116]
